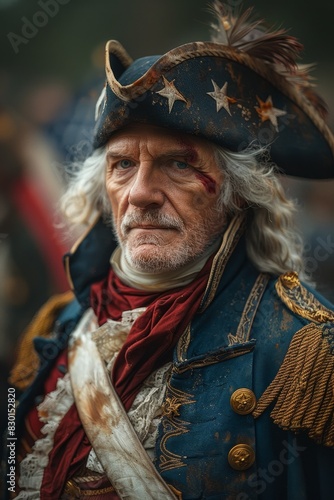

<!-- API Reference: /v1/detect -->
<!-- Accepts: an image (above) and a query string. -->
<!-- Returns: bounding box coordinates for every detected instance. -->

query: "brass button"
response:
[228,444,255,470]
[230,388,256,415]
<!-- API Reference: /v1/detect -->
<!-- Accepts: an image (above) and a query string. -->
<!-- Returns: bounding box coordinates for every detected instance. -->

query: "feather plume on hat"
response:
[210,1,328,118]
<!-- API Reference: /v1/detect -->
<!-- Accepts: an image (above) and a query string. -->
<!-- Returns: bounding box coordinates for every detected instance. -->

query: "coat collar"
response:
[63,216,117,309]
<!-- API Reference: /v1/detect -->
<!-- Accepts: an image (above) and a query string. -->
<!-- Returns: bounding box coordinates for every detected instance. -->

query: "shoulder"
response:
[255,271,334,341]
[9,291,83,392]
[254,272,334,447]
[274,271,334,322]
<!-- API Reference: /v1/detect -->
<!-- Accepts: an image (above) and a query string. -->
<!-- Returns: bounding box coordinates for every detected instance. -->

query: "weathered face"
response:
[105,124,226,272]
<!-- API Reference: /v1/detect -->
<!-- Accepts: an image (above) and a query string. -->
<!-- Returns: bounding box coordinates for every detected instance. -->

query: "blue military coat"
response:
[6,217,334,499]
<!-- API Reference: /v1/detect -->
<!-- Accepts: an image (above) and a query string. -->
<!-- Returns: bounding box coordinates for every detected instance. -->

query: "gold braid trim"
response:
[9,291,74,391]
[253,322,334,447]
[168,484,183,500]
[275,271,334,324]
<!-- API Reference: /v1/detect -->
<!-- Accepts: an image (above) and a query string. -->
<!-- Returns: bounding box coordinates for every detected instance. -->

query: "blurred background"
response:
[0,0,334,431]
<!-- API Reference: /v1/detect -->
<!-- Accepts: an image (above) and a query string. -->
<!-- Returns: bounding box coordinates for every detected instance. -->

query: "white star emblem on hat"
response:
[207,80,234,115]
[156,76,187,113]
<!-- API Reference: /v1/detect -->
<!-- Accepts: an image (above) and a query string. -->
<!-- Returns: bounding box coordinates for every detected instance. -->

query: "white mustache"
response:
[121,211,184,234]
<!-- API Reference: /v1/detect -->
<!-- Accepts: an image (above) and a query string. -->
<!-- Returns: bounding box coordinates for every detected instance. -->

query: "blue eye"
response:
[119,159,133,169]
[175,161,188,170]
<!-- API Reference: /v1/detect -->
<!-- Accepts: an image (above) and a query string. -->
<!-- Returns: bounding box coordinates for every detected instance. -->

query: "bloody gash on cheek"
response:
[195,172,217,194]
[177,138,217,194]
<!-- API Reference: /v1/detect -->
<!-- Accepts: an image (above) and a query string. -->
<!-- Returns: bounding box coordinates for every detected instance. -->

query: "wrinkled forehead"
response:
[106,123,216,156]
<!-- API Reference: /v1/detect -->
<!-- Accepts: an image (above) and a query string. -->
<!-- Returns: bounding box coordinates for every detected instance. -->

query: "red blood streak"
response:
[195,172,217,194]
[177,139,216,193]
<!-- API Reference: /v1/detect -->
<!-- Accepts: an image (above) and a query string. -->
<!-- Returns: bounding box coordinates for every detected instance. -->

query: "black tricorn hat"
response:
[93,1,334,179]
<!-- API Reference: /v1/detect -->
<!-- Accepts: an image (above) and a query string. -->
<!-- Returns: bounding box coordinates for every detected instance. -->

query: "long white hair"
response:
[60,143,305,277]
[214,147,304,277]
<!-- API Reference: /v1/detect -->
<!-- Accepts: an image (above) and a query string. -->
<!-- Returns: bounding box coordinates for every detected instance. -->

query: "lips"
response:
[127,225,178,235]
[131,225,174,230]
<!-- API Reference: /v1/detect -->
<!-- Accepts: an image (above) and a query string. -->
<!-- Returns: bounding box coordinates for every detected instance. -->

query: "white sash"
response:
[68,320,178,500]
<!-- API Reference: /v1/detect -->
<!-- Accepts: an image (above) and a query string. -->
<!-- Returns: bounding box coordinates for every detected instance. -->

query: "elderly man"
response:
[5,2,334,499]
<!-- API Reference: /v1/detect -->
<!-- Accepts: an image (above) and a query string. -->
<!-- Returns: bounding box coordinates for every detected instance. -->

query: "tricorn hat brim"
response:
[93,40,334,179]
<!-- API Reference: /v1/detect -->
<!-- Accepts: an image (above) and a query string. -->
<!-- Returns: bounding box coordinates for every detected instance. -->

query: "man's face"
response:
[105,124,226,272]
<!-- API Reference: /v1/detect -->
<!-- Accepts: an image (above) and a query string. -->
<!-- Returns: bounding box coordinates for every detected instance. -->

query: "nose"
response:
[128,163,165,209]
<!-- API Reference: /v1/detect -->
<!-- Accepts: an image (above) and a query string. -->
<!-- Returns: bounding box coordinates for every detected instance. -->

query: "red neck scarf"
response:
[90,254,214,410]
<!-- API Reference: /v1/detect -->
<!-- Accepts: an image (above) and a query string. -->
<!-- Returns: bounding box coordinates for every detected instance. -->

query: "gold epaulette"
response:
[253,272,334,447]
[275,271,334,323]
[9,291,74,391]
